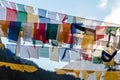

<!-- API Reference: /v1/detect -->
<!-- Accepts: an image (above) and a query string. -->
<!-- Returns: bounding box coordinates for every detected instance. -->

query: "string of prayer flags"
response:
[39,47,49,58]
[0,20,10,36]
[22,23,33,42]
[8,21,21,42]
[17,11,27,22]
[38,9,47,17]
[6,8,17,21]
[0,6,6,20]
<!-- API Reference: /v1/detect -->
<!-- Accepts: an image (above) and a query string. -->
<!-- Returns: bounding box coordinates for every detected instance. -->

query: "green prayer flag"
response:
[39,47,49,58]
[46,24,58,40]
[17,11,27,22]
[93,57,103,64]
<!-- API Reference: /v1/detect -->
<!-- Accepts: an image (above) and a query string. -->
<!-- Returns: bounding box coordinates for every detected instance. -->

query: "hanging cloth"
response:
[1,0,11,8]
[101,50,117,62]
[8,21,21,42]
[6,8,17,21]
[34,23,48,43]
[25,5,34,13]
[39,16,50,23]
[71,23,84,34]
[57,24,63,45]
[67,15,74,23]
[0,20,10,37]
[46,23,58,40]
[70,49,81,61]
[47,11,57,20]
[17,11,27,22]
[39,47,49,58]
[22,23,33,42]
[59,48,70,62]
[105,27,118,47]
[27,46,39,59]
[95,26,107,40]
[50,47,59,61]
[58,13,67,22]
[0,6,6,20]
[38,9,47,17]
[81,34,94,50]
[19,45,29,58]
[27,13,38,23]
[6,44,16,56]
[62,23,73,44]
[9,2,16,10]
[16,3,25,12]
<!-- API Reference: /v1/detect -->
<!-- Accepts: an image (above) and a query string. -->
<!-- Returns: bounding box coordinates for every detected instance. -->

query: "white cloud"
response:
[99,0,108,8]
[104,1,120,24]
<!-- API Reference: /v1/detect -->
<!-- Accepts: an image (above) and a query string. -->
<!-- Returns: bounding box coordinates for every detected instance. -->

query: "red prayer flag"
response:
[6,8,17,21]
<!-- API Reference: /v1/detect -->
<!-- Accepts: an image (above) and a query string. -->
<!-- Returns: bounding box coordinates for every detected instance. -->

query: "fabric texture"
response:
[59,48,70,62]
[47,11,57,20]
[67,15,74,23]
[9,2,16,10]
[6,8,17,21]
[1,0,11,8]
[39,16,50,23]
[71,23,83,34]
[34,23,48,43]
[50,47,59,61]
[6,44,16,56]
[81,35,94,50]
[22,23,33,42]
[17,11,27,22]
[62,23,71,43]
[8,21,21,42]
[0,7,6,20]
[93,57,103,64]
[25,5,34,13]
[58,13,67,22]
[16,3,25,12]
[27,13,38,23]
[27,46,39,58]
[46,23,58,40]
[39,47,49,58]
[106,27,118,35]
[70,49,81,61]
[38,9,47,17]
[20,45,29,58]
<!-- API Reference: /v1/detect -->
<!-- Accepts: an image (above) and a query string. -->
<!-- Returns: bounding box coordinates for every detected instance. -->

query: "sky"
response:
[5,0,120,71]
